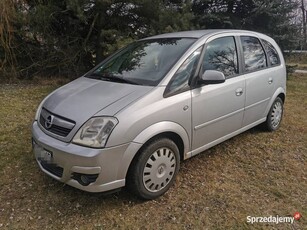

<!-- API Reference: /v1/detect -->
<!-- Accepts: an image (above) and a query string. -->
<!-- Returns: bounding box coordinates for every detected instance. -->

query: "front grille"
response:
[40,116,71,136]
[39,108,75,137]
[40,161,63,178]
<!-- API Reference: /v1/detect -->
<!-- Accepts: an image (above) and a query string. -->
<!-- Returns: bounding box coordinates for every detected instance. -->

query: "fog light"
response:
[72,173,99,186]
[80,175,90,186]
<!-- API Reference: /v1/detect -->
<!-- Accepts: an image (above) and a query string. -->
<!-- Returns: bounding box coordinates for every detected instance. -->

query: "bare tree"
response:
[0,0,17,74]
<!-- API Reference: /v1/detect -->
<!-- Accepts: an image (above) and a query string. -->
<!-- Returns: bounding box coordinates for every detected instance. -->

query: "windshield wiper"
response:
[88,72,140,85]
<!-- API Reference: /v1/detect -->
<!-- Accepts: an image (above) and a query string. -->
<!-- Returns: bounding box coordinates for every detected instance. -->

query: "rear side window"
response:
[201,36,238,78]
[240,36,267,72]
[261,39,280,66]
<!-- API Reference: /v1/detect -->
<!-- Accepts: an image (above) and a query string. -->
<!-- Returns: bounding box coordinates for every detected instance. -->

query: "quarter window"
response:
[241,36,267,72]
[167,47,202,96]
[201,36,238,78]
[261,39,280,66]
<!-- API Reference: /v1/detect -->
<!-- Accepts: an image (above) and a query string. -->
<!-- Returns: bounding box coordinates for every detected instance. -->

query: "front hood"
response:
[41,77,153,141]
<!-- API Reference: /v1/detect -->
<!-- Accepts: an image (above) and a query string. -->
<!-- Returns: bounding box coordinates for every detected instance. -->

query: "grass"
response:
[0,73,306,229]
[287,63,307,71]
[285,53,307,70]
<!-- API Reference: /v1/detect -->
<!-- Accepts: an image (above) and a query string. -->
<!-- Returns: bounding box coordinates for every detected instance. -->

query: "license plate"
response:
[33,140,53,163]
[41,149,53,162]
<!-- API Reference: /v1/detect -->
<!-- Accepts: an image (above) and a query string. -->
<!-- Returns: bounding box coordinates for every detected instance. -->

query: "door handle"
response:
[235,88,243,96]
[268,78,273,84]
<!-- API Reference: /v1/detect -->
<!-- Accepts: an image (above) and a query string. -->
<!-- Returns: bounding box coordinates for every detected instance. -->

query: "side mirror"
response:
[199,70,226,85]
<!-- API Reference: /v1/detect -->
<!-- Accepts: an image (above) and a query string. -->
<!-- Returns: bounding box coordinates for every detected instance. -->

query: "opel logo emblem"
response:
[45,115,54,129]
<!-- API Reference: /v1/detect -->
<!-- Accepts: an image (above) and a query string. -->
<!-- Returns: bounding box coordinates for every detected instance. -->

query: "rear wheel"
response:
[127,138,180,200]
[264,97,284,131]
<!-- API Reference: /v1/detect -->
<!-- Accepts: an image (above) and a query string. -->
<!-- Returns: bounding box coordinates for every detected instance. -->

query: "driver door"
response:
[191,36,245,153]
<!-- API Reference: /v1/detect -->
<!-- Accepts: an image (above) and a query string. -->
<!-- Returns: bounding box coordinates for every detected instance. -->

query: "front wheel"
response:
[127,138,180,200]
[264,97,284,131]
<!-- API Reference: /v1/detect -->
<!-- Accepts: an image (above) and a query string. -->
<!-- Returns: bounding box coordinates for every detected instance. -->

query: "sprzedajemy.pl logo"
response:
[247,212,302,224]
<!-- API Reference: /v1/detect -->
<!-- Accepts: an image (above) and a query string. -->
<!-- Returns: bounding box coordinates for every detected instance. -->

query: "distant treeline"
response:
[0,0,305,81]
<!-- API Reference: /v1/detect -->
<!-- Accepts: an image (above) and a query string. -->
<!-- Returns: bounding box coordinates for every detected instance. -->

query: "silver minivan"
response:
[32,30,286,199]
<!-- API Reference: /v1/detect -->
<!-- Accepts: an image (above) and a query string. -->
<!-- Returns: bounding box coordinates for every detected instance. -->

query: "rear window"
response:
[261,39,280,66]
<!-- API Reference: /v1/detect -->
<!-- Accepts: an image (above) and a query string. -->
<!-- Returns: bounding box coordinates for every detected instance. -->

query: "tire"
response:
[264,97,284,131]
[127,138,180,200]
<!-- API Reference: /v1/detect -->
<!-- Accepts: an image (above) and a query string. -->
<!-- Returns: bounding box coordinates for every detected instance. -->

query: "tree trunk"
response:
[95,1,109,64]
[95,12,104,64]
[227,0,235,14]
[302,0,307,49]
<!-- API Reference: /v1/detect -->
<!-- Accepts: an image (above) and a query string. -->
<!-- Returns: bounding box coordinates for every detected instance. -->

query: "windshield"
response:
[87,38,196,86]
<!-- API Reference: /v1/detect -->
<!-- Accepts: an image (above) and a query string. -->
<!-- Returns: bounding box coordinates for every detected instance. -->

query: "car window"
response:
[166,47,202,96]
[261,39,280,66]
[201,36,238,78]
[240,36,267,72]
[89,38,196,86]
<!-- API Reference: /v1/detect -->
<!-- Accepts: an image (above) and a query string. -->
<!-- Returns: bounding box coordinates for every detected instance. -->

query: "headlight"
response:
[72,117,118,148]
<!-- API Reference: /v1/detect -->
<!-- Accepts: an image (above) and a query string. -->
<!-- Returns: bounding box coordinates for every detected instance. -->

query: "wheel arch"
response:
[117,121,190,182]
[133,121,190,158]
[135,131,185,161]
[277,92,285,103]
[264,87,286,116]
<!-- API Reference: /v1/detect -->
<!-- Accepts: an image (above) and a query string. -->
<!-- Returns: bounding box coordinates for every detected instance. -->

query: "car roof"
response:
[142,29,261,40]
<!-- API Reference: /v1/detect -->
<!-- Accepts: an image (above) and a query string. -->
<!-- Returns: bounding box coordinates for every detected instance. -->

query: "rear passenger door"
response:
[239,36,275,126]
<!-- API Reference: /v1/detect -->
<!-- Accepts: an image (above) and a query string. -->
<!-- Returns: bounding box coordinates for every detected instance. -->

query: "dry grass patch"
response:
[285,53,307,70]
[0,74,306,229]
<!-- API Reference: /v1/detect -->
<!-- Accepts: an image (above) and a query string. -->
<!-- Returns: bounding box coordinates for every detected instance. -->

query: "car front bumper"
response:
[32,121,142,192]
